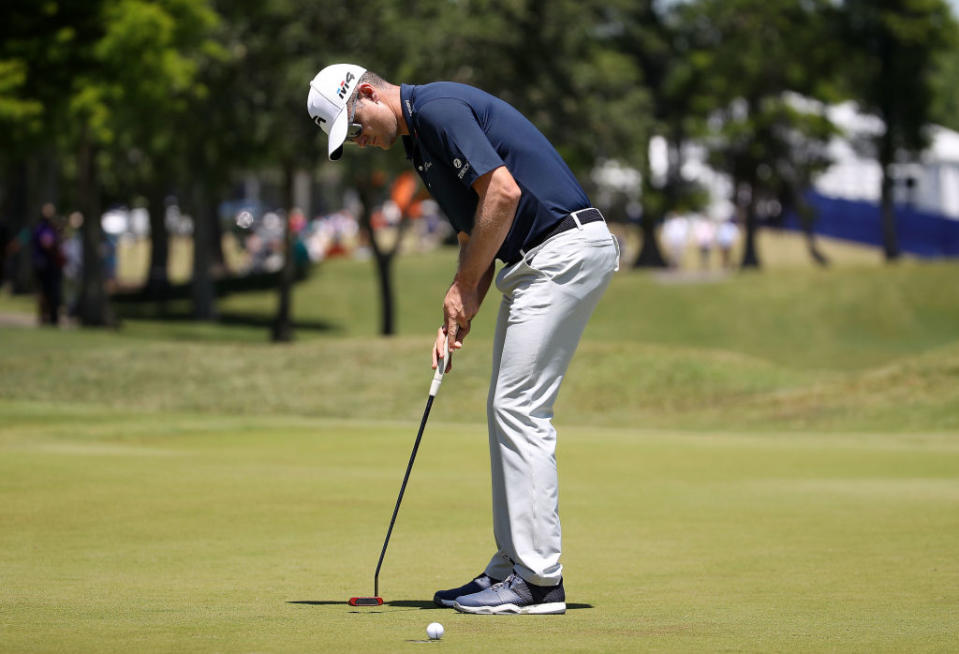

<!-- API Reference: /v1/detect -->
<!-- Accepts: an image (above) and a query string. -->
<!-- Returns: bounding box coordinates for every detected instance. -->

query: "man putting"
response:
[307,64,618,615]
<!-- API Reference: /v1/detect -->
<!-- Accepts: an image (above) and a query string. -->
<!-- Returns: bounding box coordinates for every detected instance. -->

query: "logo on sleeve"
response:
[452,157,470,179]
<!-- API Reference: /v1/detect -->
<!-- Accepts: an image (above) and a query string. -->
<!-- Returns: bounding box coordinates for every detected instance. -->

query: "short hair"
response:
[358,70,389,89]
[350,70,390,112]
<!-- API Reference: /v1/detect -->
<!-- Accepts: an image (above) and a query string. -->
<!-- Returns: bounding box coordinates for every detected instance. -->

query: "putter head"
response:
[349,596,384,607]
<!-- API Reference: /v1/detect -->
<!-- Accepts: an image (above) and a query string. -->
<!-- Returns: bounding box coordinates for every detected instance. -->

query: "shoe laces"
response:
[491,573,520,591]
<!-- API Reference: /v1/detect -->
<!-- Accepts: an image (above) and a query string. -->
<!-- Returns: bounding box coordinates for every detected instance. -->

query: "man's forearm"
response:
[456,167,520,290]
[442,166,520,344]
[457,237,495,303]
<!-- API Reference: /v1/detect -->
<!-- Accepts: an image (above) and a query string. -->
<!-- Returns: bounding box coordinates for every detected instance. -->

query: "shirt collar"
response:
[400,83,416,161]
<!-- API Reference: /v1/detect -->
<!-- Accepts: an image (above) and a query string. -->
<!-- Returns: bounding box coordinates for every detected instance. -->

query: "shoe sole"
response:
[452,601,566,615]
[433,597,455,608]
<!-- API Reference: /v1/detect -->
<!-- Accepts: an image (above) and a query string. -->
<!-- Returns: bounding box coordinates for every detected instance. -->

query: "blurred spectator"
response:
[31,203,64,325]
[693,216,715,270]
[289,207,307,235]
[61,212,84,316]
[303,209,360,262]
[0,217,8,288]
[289,209,311,270]
[246,211,285,272]
[716,218,740,269]
[3,223,32,294]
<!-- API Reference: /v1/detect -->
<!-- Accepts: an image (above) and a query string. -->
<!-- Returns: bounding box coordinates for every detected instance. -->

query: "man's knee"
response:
[487,389,526,429]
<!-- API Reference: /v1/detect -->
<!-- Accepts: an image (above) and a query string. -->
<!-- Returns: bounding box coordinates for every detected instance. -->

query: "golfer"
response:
[308,64,619,615]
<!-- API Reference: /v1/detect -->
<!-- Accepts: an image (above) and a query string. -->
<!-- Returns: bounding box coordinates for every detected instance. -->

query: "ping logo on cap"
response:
[337,72,357,99]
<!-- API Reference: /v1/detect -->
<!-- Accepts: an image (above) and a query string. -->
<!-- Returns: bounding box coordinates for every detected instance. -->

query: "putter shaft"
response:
[373,393,435,598]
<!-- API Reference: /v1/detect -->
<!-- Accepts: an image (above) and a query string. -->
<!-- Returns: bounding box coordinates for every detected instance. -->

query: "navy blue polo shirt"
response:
[400,82,590,263]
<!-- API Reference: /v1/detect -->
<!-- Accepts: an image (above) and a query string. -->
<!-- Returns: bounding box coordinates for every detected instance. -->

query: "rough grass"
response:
[1,240,958,431]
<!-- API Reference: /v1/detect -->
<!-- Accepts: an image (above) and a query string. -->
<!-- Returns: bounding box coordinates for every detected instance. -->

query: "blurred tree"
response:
[205,0,412,338]
[687,0,841,268]
[839,0,958,260]
[410,0,651,184]
[20,0,117,325]
[600,0,710,268]
[930,38,959,132]
[0,1,86,294]
[87,0,220,324]
[95,0,222,317]
[117,1,222,303]
[0,48,43,146]
[1,0,220,325]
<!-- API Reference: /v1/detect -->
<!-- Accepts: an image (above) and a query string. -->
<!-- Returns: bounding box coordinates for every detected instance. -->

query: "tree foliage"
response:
[2,0,958,330]
[930,39,959,132]
[839,0,958,259]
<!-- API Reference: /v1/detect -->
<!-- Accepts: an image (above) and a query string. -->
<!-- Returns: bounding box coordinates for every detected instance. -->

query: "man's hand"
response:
[444,280,478,349]
[432,326,455,373]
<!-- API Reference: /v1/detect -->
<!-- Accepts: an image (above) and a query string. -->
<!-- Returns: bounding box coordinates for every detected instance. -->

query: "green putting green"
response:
[1,407,957,652]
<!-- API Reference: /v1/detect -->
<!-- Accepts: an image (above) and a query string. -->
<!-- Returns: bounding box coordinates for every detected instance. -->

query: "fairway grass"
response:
[1,402,957,653]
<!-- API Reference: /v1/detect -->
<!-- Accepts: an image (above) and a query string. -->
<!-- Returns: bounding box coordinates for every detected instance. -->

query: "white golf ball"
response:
[426,622,444,640]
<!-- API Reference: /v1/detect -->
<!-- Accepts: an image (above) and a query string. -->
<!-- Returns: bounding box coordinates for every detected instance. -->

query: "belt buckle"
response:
[570,208,588,229]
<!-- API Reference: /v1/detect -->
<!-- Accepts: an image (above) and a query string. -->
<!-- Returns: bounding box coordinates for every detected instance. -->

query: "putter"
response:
[349,336,450,607]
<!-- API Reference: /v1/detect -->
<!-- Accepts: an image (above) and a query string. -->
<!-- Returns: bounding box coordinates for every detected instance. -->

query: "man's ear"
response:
[355,82,376,102]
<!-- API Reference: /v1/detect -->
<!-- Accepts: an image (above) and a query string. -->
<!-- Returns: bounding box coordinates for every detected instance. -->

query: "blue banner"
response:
[780,191,959,257]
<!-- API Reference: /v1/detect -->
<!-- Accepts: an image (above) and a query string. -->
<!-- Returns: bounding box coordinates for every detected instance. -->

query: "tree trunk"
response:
[740,210,760,268]
[272,165,295,343]
[76,137,115,326]
[191,182,217,321]
[6,160,34,294]
[803,226,829,267]
[879,159,900,261]
[210,195,225,268]
[634,160,667,268]
[739,184,761,269]
[633,212,667,267]
[356,179,406,336]
[791,192,828,267]
[877,31,900,262]
[374,249,395,336]
[636,128,683,269]
[146,184,170,300]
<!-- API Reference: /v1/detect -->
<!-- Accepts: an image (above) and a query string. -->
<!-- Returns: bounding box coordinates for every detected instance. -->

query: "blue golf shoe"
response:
[453,573,566,614]
[433,572,501,608]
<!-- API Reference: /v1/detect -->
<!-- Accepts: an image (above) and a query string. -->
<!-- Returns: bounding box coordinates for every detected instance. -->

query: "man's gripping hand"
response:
[444,279,478,348]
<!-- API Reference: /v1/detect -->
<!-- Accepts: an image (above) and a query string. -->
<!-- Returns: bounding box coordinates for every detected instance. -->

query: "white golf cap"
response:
[307,63,367,161]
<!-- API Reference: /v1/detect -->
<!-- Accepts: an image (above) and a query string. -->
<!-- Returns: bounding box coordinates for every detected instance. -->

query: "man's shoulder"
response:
[414,80,482,98]
[412,82,494,113]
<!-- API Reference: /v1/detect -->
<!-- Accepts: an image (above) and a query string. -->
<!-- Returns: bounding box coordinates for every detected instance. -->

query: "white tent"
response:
[813,100,959,219]
[596,96,959,221]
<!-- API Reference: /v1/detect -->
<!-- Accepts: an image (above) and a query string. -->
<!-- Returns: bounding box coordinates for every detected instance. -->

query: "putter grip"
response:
[429,336,450,397]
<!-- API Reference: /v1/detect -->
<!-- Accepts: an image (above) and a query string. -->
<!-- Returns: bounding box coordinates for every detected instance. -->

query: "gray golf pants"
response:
[483,216,619,587]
